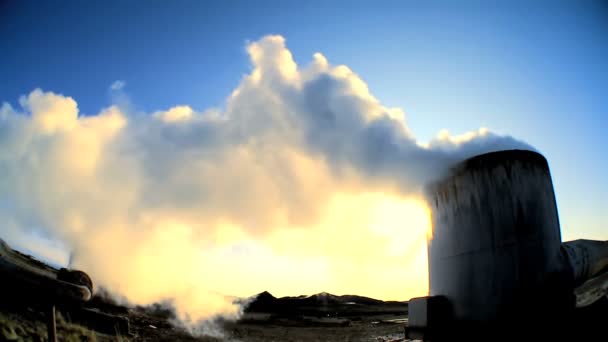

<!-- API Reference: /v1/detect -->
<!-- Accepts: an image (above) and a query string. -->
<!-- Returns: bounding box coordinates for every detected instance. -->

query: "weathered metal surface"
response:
[575,271,608,308]
[562,239,608,285]
[405,296,451,341]
[425,149,565,323]
[562,239,608,307]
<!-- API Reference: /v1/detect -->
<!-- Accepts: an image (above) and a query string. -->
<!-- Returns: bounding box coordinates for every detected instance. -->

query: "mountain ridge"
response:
[243,291,408,317]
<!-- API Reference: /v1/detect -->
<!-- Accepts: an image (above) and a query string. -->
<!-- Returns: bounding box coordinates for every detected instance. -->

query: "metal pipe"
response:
[562,240,608,284]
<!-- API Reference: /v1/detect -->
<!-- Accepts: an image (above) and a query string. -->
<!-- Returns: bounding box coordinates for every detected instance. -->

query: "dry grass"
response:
[0,309,47,341]
[0,307,123,342]
[223,321,406,342]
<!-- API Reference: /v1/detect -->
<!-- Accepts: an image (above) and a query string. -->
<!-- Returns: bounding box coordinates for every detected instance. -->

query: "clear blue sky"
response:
[1,0,606,240]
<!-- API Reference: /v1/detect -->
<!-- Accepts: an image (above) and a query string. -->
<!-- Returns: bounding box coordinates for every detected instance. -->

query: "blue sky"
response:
[1,0,606,242]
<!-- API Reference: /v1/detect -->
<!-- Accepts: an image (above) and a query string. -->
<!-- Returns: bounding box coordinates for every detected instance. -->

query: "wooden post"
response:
[47,304,57,342]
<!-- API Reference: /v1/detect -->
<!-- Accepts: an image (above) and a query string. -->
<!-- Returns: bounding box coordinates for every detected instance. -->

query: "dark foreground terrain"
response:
[4,240,606,341]
[0,289,409,341]
[0,238,408,341]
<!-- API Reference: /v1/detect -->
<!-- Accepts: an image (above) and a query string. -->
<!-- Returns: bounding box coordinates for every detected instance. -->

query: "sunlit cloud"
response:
[0,35,531,323]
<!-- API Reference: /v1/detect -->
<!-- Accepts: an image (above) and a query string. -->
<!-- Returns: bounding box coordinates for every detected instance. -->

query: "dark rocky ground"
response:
[3,281,608,341]
[3,240,606,341]
[0,239,408,341]
[0,289,409,341]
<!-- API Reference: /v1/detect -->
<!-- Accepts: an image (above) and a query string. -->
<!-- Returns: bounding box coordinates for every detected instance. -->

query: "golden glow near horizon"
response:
[77,192,432,321]
[202,191,432,301]
[65,190,432,321]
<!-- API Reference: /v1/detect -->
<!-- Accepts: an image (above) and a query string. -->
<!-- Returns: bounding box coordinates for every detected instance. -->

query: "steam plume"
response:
[0,35,531,324]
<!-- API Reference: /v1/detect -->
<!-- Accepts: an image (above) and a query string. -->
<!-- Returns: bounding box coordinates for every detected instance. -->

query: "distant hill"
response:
[243,291,408,318]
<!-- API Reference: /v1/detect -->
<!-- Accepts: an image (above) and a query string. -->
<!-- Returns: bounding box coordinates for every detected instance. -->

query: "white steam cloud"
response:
[0,36,531,324]
[110,80,126,91]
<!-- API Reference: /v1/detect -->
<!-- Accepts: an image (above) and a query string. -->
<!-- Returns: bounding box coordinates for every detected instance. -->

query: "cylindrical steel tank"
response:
[425,149,566,323]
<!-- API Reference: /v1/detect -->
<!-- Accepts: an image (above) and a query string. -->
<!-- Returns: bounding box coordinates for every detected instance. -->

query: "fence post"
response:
[47,304,57,342]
